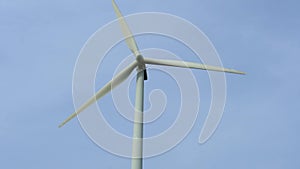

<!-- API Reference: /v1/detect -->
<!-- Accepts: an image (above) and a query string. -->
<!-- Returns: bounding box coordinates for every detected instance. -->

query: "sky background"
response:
[1,0,300,169]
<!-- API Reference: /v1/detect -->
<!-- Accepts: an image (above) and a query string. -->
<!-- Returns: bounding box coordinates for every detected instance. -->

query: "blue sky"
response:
[1,0,300,168]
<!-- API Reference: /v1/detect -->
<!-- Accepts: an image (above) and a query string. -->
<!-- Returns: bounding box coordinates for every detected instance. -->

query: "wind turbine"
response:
[59,0,245,169]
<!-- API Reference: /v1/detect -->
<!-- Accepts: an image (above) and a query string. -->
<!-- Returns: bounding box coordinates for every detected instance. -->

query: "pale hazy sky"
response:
[0,0,299,169]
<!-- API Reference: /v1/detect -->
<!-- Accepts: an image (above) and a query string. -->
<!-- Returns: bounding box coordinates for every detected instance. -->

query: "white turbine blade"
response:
[112,0,140,57]
[59,61,138,128]
[144,58,245,75]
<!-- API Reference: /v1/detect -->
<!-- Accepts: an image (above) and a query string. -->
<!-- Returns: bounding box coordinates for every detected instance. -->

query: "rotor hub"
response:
[136,55,146,71]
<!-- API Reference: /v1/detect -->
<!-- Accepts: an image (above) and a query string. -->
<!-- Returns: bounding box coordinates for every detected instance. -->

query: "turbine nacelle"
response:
[136,55,145,69]
[135,55,148,80]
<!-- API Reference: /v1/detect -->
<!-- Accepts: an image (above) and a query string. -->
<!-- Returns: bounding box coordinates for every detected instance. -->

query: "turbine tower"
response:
[59,1,245,169]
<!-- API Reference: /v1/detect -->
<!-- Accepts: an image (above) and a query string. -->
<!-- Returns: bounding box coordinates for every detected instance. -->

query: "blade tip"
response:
[58,123,64,128]
[229,69,246,75]
[238,71,246,75]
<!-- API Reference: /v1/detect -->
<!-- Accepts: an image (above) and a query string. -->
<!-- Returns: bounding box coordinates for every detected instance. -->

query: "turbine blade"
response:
[59,61,138,128]
[112,0,140,57]
[144,58,245,75]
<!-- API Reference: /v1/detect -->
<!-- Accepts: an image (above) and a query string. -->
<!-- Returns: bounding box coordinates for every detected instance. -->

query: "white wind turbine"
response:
[59,1,245,169]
